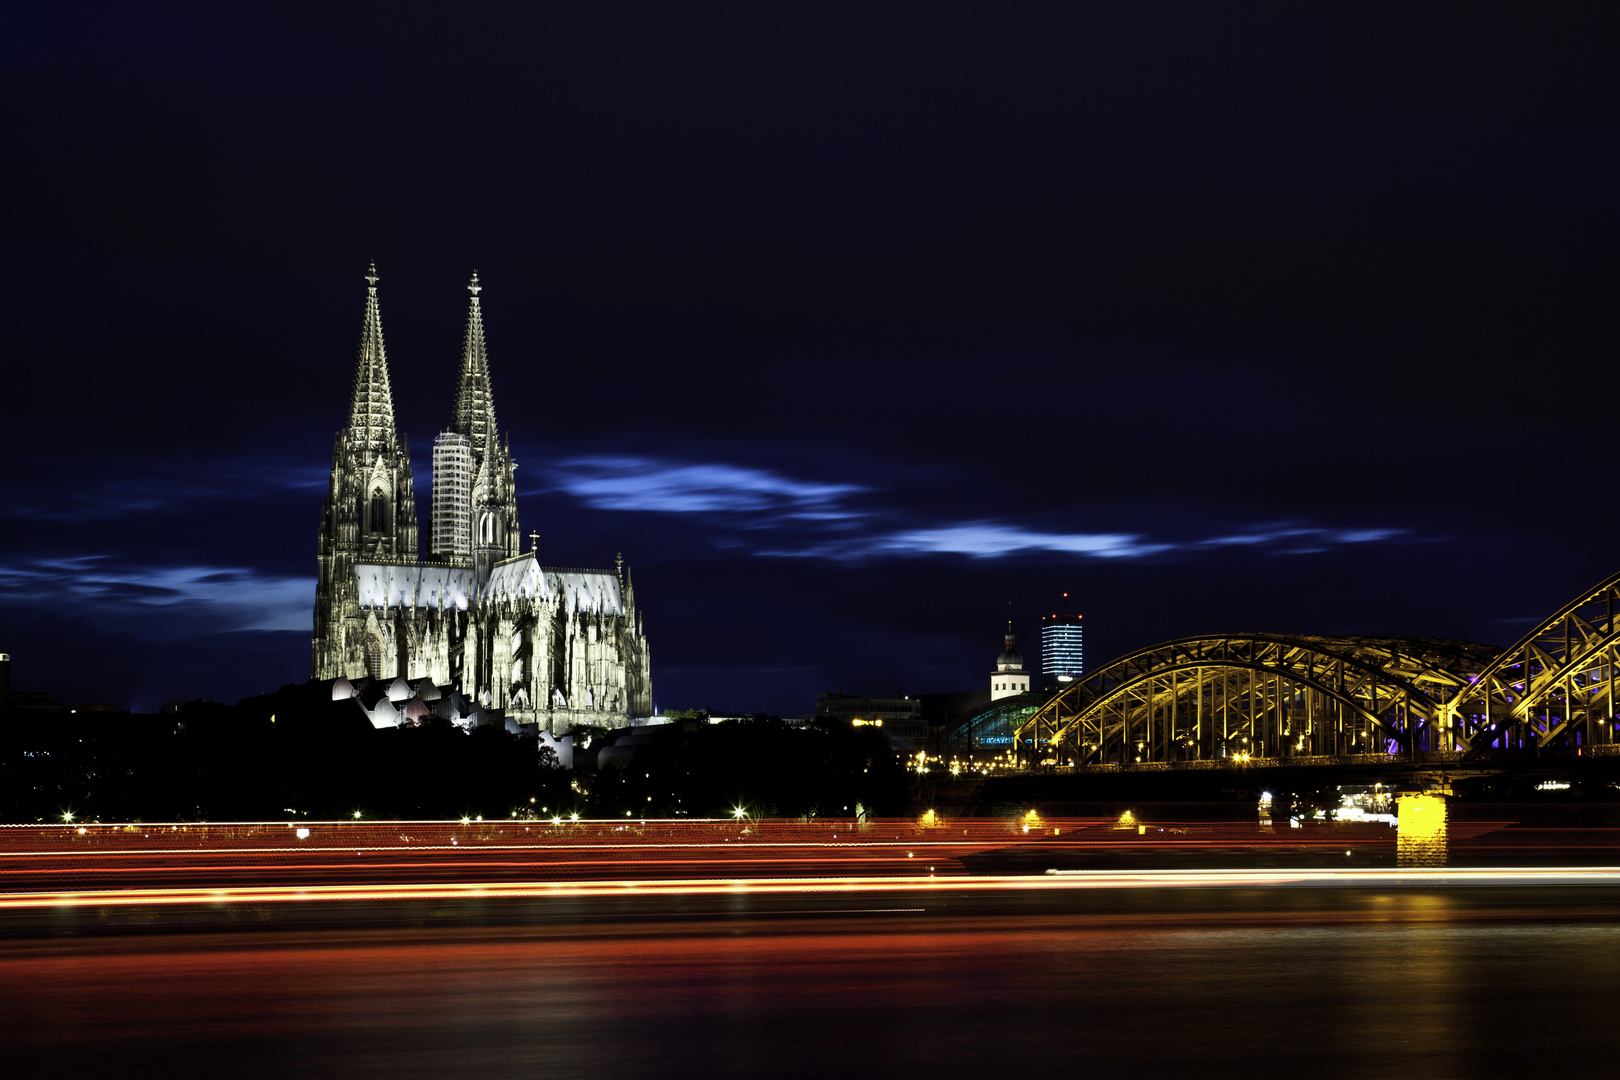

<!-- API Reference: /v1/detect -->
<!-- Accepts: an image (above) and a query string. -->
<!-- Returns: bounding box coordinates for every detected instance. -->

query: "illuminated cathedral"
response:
[311,266,652,732]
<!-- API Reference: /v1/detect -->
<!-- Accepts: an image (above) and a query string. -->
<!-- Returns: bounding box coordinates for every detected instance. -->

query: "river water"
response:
[3,897,1619,1079]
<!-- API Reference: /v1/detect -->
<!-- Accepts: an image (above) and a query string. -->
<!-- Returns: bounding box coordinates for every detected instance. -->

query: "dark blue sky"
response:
[3,4,1617,714]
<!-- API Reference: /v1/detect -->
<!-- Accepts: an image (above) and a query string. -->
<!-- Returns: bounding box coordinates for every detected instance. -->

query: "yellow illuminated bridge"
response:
[1014,568,1620,768]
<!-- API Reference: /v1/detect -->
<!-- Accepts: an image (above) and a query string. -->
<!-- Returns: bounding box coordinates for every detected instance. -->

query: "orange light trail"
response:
[3,866,1620,910]
[0,817,1419,891]
[8,818,1614,901]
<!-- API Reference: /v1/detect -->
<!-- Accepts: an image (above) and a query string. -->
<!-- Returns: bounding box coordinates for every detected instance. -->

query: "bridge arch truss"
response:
[1012,635,1495,768]
[1439,570,1620,753]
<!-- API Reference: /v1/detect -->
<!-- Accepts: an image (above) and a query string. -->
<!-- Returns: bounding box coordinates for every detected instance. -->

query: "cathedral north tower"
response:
[312,265,421,680]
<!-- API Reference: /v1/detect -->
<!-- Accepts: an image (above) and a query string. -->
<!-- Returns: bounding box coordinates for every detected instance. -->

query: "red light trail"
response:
[0,817,1613,910]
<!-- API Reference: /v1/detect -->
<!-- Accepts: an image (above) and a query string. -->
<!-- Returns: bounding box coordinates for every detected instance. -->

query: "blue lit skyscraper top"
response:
[1041,594,1084,688]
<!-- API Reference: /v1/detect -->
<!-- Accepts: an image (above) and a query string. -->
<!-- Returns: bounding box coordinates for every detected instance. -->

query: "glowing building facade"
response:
[312,267,652,732]
[1041,601,1084,689]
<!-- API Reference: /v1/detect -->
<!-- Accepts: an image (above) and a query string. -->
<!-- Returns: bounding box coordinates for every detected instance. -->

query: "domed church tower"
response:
[991,623,1030,700]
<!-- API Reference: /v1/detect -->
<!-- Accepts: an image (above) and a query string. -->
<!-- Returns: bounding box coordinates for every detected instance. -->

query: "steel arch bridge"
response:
[1440,570,1620,753]
[1012,570,1620,768]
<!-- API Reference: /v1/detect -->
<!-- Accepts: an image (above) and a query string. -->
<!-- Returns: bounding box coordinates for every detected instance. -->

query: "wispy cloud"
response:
[769,522,1408,561]
[1199,526,1406,555]
[0,557,310,632]
[528,454,1412,564]
[537,457,868,518]
[863,525,1160,559]
[3,458,329,522]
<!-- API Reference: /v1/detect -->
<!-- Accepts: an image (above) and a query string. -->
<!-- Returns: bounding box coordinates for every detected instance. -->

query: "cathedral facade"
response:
[311,266,652,732]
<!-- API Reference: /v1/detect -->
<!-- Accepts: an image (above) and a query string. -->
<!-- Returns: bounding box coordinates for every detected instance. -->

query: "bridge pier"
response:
[1396,792,1448,867]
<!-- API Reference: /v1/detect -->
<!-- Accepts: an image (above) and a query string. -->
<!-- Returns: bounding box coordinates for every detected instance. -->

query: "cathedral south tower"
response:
[431,272,520,583]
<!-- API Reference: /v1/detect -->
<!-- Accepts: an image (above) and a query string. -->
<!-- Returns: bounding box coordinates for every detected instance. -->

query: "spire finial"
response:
[346,265,397,447]
[451,273,496,454]
[616,551,624,581]
[528,530,540,554]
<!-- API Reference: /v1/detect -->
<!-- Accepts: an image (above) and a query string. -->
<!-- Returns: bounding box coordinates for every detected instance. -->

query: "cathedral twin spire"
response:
[338,264,516,566]
[344,265,500,453]
[452,272,499,459]
[345,263,398,449]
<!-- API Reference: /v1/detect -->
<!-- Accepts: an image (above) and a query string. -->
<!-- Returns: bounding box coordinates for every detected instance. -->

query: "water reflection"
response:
[3,906,1618,1079]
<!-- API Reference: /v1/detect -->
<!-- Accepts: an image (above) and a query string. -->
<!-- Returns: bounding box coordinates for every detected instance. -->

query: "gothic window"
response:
[479,512,495,545]
[370,491,387,534]
[365,637,383,680]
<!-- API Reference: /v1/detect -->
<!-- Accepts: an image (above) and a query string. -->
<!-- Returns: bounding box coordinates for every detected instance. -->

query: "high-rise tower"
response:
[312,265,420,679]
[1040,593,1084,689]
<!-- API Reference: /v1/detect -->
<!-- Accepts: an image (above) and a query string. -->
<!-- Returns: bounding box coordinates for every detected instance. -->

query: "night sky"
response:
[3,4,1617,715]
